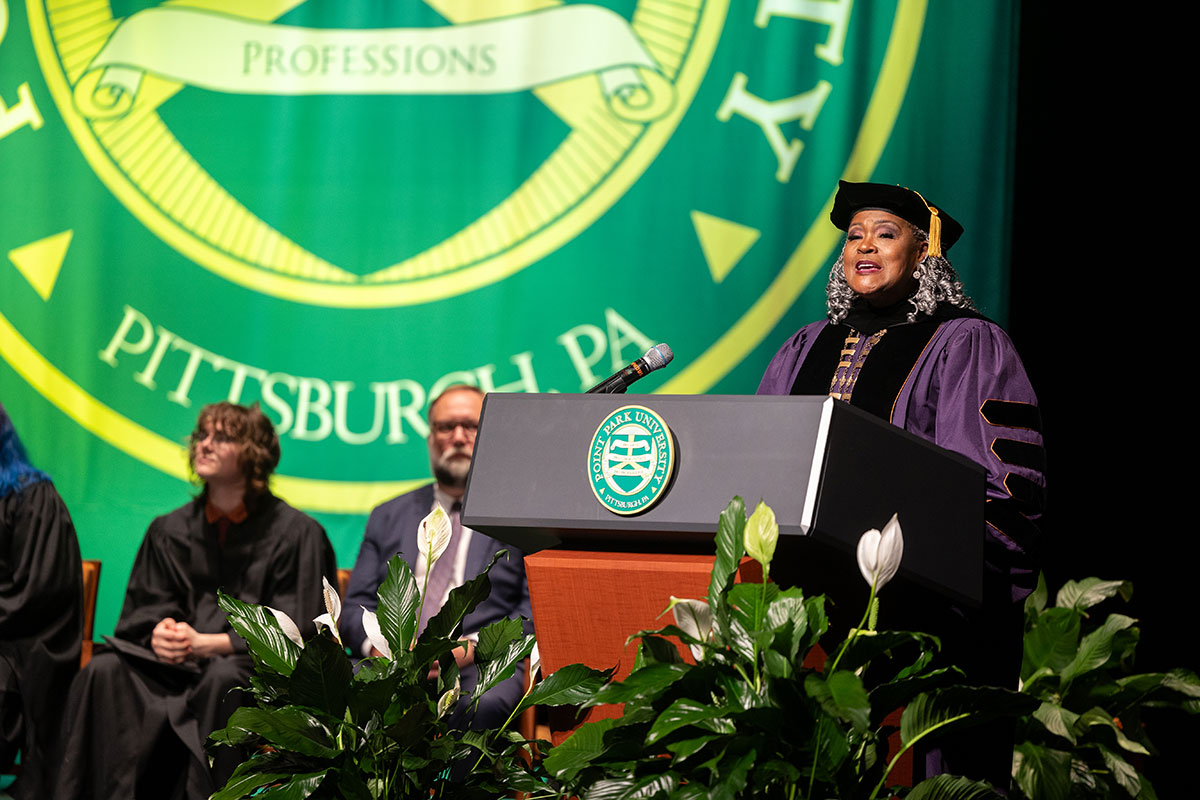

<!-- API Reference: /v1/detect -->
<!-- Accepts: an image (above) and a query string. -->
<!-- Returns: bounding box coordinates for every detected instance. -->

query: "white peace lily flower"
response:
[313,575,343,645]
[313,612,341,644]
[361,609,392,659]
[437,675,462,719]
[419,504,454,568]
[267,606,304,649]
[743,501,779,570]
[856,513,904,591]
[668,596,712,660]
[529,643,541,681]
[321,575,342,624]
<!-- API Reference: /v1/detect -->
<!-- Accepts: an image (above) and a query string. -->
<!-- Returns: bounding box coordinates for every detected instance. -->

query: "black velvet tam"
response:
[830,180,964,250]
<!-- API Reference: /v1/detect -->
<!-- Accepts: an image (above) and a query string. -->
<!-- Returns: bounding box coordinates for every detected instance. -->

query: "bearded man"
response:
[340,385,532,728]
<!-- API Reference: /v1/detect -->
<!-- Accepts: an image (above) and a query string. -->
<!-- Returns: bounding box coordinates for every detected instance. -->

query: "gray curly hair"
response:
[826,224,975,324]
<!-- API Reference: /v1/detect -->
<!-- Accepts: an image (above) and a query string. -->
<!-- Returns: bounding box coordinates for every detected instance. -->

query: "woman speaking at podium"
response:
[757,180,1045,784]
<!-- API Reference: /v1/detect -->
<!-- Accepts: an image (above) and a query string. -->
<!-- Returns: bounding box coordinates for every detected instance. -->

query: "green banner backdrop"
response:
[1,0,1019,637]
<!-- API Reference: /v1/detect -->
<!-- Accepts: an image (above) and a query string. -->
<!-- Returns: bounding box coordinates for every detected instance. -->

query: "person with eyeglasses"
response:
[340,385,532,730]
[54,402,336,800]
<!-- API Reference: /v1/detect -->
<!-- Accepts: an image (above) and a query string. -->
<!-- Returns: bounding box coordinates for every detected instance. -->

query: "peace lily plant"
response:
[1010,576,1199,800]
[208,503,606,799]
[205,497,1195,799]
[542,498,1035,800]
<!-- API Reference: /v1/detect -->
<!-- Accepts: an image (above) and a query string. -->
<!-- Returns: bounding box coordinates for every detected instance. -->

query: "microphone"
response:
[586,344,674,394]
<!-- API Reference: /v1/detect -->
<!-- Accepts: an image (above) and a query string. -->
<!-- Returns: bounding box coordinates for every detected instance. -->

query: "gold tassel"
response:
[912,189,942,258]
[927,209,942,258]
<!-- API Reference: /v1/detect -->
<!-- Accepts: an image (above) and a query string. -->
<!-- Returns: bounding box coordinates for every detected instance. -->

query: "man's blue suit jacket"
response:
[340,483,532,660]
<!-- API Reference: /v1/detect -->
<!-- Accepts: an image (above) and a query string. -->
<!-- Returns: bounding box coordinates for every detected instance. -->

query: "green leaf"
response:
[1109,623,1141,670]
[1118,668,1200,699]
[288,633,352,717]
[330,771,374,800]
[900,686,1037,748]
[665,734,720,762]
[520,662,614,713]
[477,616,524,661]
[351,654,400,683]
[711,747,755,800]
[716,671,756,712]
[729,582,777,633]
[709,497,746,609]
[1012,741,1072,800]
[747,758,801,790]
[637,633,687,664]
[762,648,793,679]
[589,663,689,707]
[542,717,616,781]
[814,713,850,775]
[1077,707,1150,755]
[1033,701,1080,745]
[421,551,504,642]
[645,698,735,744]
[1096,742,1144,797]
[1025,571,1048,618]
[764,589,808,661]
[626,772,681,799]
[210,771,291,800]
[867,667,962,727]
[1021,666,1056,695]
[474,631,535,700]
[456,728,490,758]
[670,783,711,800]
[498,758,552,793]
[836,629,940,677]
[799,595,829,654]
[252,770,328,799]
[221,706,340,759]
[1060,613,1136,688]
[246,671,289,705]
[218,590,302,677]
[346,660,401,726]
[583,778,637,800]
[1056,578,1133,612]
[721,615,756,664]
[906,774,1004,800]
[1021,607,1081,683]
[377,554,419,654]
[804,671,870,733]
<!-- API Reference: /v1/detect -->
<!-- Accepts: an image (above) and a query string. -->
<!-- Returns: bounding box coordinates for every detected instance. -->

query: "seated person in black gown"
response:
[0,402,83,800]
[55,402,336,800]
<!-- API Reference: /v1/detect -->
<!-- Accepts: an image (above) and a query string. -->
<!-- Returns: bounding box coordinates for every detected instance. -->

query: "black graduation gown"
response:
[0,481,83,799]
[54,494,336,800]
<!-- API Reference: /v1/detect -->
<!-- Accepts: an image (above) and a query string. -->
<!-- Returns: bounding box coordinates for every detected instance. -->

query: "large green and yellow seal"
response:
[2,0,930,522]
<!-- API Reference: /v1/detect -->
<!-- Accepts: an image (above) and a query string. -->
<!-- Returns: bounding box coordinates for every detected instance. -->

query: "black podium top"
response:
[463,393,984,605]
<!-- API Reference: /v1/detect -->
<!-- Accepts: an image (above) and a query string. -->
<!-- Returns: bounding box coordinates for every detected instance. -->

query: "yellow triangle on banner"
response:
[8,230,73,301]
[690,211,760,284]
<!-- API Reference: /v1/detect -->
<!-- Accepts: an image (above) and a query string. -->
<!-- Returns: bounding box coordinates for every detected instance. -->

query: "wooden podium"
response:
[461,393,985,736]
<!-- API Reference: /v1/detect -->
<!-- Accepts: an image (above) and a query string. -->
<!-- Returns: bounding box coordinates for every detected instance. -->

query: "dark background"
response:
[1011,3,1187,787]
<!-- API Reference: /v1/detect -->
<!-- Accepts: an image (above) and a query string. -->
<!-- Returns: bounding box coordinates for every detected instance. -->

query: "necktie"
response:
[418,502,462,634]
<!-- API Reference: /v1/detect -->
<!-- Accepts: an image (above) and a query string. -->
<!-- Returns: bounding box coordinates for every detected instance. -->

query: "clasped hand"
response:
[151,618,232,663]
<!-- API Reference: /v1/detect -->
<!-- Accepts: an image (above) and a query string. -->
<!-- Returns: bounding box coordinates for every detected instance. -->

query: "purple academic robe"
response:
[758,317,1045,601]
